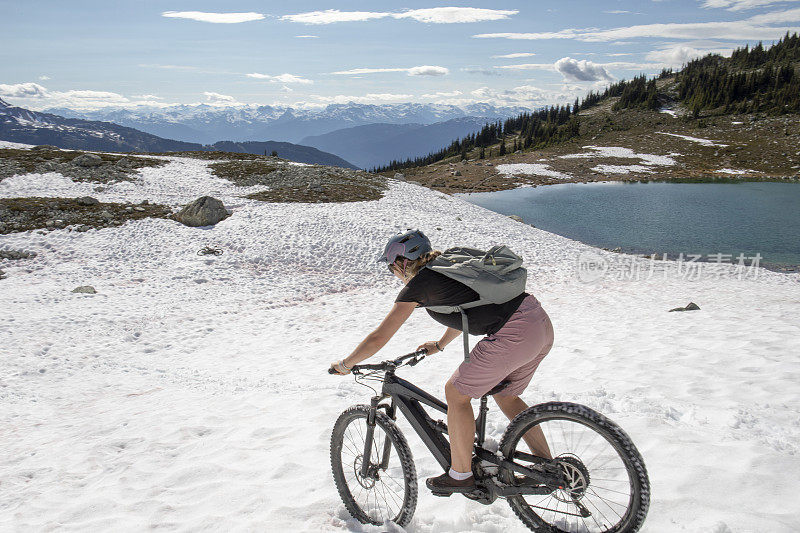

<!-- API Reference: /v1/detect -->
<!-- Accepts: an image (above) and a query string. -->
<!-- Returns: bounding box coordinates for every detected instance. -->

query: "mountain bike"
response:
[328,348,650,532]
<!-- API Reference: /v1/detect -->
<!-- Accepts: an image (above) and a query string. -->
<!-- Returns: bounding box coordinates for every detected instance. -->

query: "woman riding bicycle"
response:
[330,229,555,495]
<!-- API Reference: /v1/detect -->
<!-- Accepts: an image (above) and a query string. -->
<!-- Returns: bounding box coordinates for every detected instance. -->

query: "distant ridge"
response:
[41,102,531,145]
[0,100,355,167]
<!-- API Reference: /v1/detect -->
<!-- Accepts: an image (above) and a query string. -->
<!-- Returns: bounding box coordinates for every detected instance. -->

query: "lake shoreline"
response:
[457,180,800,276]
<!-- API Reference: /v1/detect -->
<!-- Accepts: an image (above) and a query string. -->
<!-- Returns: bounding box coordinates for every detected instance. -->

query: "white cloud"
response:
[2,83,179,110]
[60,90,130,103]
[748,6,800,22]
[331,65,448,76]
[0,82,49,98]
[282,7,517,25]
[497,58,665,78]
[132,94,162,100]
[407,65,449,76]
[331,67,408,75]
[393,7,518,23]
[301,93,415,105]
[282,10,391,24]
[473,9,800,42]
[0,84,162,110]
[281,85,294,93]
[461,66,503,76]
[421,90,463,98]
[701,0,799,11]
[469,84,574,106]
[38,75,50,81]
[203,92,241,105]
[162,11,265,23]
[555,57,615,81]
[495,63,558,71]
[492,52,537,58]
[295,35,319,38]
[645,44,735,66]
[247,72,313,84]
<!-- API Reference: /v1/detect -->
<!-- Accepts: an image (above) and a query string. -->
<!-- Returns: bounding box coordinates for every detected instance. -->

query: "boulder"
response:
[0,249,37,260]
[509,215,524,223]
[393,173,405,181]
[174,196,230,227]
[31,145,59,151]
[114,157,131,168]
[0,268,5,280]
[453,170,462,176]
[76,196,99,206]
[669,302,700,312]
[72,154,103,167]
[72,285,96,294]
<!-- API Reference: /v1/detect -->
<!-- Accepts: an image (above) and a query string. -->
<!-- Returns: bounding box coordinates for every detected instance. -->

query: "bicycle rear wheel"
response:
[330,405,417,526]
[499,402,650,533]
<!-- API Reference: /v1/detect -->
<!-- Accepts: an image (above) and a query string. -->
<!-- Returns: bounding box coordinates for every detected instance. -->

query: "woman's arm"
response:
[338,301,417,369]
[416,326,463,355]
[438,327,462,350]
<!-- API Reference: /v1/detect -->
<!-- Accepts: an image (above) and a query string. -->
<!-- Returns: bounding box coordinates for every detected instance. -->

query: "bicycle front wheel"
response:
[499,402,650,533]
[330,405,417,527]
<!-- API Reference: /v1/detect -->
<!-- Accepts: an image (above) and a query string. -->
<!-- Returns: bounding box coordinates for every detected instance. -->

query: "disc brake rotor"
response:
[353,455,377,489]
[553,454,590,503]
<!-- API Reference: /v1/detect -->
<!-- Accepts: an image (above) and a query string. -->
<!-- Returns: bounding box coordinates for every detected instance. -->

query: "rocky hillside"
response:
[381,34,800,192]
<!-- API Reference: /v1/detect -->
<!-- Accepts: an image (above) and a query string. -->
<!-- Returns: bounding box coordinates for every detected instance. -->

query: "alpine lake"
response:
[456,180,800,273]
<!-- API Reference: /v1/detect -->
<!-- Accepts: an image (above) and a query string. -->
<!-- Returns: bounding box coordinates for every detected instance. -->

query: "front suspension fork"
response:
[361,396,396,478]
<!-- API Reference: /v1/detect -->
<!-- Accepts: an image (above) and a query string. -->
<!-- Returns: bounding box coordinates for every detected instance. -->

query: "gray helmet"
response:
[376,229,432,264]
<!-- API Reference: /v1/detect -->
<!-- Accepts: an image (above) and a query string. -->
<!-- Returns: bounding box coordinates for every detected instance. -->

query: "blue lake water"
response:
[457,181,800,269]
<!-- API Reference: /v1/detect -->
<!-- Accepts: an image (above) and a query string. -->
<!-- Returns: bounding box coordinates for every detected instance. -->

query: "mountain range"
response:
[0,97,355,168]
[44,102,530,145]
[299,117,495,169]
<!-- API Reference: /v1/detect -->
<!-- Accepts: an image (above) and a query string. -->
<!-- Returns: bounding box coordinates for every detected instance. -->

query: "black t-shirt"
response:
[395,267,529,336]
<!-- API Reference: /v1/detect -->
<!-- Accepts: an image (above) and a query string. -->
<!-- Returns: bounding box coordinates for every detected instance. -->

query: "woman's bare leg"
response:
[445,380,475,473]
[493,395,552,459]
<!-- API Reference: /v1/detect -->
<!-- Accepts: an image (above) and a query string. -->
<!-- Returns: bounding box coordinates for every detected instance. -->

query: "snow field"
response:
[1,153,800,532]
[495,163,572,180]
[656,132,729,148]
[559,146,678,167]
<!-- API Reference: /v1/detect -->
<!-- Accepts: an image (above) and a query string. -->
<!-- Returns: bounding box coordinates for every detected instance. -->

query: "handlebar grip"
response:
[328,367,338,374]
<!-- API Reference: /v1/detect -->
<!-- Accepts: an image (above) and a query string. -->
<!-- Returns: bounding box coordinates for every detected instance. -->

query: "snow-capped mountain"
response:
[0,98,356,167]
[43,102,531,145]
[1,97,198,152]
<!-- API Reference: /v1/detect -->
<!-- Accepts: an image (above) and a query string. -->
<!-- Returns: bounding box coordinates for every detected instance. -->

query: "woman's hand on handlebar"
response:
[416,341,441,355]
[329,360,351,375]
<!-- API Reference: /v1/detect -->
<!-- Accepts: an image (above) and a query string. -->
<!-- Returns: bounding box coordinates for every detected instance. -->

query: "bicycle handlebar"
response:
[328,348,429,375]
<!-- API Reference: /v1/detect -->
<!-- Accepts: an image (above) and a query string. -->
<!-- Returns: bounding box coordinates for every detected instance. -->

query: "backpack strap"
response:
[459,308,471,363]
[426,300,486,363]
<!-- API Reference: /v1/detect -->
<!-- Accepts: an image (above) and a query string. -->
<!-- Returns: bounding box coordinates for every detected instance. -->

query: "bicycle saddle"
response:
[486,380,512,396]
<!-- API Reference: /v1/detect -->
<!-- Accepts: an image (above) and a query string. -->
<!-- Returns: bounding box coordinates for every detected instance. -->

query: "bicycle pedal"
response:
[430,490,453,498]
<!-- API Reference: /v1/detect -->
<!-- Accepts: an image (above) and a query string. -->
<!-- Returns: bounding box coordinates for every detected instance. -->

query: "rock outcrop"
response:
[174,196,230,227]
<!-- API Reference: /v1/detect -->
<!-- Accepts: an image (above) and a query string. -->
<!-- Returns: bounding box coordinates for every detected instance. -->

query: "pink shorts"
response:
[450,294,554,399]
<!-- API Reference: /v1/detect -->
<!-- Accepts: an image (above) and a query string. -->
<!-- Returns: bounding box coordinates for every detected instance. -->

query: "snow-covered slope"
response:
[1,149,799,532]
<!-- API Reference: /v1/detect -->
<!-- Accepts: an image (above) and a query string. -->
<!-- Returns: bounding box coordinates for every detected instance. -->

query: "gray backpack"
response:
[424,245,527,362]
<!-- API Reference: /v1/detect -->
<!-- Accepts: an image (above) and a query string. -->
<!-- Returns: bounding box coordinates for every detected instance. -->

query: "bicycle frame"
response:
[361,367,565,501]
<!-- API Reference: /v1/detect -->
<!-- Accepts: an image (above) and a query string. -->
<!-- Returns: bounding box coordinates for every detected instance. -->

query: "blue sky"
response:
[1,1,799,110]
